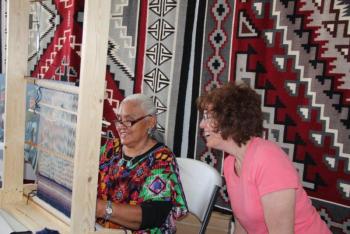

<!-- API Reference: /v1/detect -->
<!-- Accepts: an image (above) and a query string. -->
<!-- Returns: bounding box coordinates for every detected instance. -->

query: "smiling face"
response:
[199,109,225,150]
[116,100,155,148]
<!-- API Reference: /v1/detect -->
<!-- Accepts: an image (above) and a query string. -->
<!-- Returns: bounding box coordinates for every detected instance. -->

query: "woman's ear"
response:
[149,115,157,128]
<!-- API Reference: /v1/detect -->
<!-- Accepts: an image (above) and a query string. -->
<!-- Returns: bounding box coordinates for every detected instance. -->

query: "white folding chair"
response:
[176,158,222,234]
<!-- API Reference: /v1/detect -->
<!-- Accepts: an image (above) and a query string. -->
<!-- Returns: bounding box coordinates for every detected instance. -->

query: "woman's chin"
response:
[120,138,128,145]
[205,141,214,149]
[206,141,220,151]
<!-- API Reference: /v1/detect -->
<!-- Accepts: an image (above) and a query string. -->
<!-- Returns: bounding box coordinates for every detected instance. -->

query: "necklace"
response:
[117,143,161,169]
[117,151,143,169]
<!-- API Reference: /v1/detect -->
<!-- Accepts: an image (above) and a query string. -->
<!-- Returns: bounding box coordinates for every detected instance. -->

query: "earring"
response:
[147,127,155,137]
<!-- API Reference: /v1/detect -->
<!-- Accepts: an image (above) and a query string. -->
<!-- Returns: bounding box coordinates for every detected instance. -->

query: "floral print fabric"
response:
[98,139,188,233]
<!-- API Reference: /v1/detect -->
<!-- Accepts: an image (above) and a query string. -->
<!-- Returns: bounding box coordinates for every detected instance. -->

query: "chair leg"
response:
[199,186,220,234]
[228,215,235,234]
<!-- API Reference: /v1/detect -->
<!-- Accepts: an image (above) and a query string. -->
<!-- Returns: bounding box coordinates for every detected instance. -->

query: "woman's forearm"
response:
[96,199,142,230]
[110,203,142,230]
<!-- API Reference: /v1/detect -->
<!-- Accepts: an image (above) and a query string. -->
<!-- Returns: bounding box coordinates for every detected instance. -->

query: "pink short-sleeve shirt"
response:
[224,137,330,234]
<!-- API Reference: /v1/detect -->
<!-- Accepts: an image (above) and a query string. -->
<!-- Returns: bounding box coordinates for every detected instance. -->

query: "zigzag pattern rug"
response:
[188,1,350,233]
[26,0,84,217]
[21,0,191,218]
[101,0,189,148]
[104,1,350,232]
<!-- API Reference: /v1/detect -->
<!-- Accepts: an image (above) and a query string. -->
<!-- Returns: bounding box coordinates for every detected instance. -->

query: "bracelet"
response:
[104,200,113,221]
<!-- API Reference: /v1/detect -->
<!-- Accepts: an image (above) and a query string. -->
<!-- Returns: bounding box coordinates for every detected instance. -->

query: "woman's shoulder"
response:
[249,137,294,170]
[144,144,178,172]
[103,138,121,152]
[100,138,121,162]
[152,143,175,162]
[251,137,287,157]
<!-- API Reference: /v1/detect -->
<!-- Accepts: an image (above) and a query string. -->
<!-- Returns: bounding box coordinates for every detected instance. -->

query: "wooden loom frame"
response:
[0,1,122,233]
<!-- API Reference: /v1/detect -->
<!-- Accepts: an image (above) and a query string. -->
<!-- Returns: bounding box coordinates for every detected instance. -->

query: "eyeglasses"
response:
[115,115,151,128]
[202,111,213,121]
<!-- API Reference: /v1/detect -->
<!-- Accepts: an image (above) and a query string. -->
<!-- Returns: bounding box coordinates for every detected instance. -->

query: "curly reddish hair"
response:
[197,82,263,146]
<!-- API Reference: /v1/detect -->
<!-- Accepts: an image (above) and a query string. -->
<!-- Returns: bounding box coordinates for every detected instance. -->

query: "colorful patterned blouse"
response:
[98,139,188,234]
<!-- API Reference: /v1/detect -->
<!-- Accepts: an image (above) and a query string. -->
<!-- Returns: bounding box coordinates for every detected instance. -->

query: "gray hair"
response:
[122,93,164,142]
[122,93,156,116]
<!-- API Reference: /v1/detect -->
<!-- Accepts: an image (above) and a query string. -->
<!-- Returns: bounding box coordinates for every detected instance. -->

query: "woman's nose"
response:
[116,122,127,130]
[199,119,205,128]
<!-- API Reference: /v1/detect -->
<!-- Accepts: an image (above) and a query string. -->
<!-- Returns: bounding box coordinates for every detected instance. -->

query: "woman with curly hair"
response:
[197,82,330,234]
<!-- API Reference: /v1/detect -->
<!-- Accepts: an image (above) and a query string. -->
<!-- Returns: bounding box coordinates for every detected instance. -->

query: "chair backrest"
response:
[176,158,222,234]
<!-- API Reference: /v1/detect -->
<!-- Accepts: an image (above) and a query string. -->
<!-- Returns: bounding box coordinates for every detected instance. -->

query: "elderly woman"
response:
[96,94,188,233]
[197,83,330,234]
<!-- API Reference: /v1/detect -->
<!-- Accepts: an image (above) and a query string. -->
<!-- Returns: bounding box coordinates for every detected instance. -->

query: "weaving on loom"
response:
[0,0,111,232]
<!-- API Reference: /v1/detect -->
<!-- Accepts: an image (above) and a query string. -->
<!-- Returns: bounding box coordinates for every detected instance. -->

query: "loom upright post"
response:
[1,0,29,205]
[70,0,111,233]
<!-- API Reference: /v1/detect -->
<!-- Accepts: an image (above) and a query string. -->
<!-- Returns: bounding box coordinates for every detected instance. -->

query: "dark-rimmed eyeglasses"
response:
[202,111,213,121]
[115,115,151,128]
